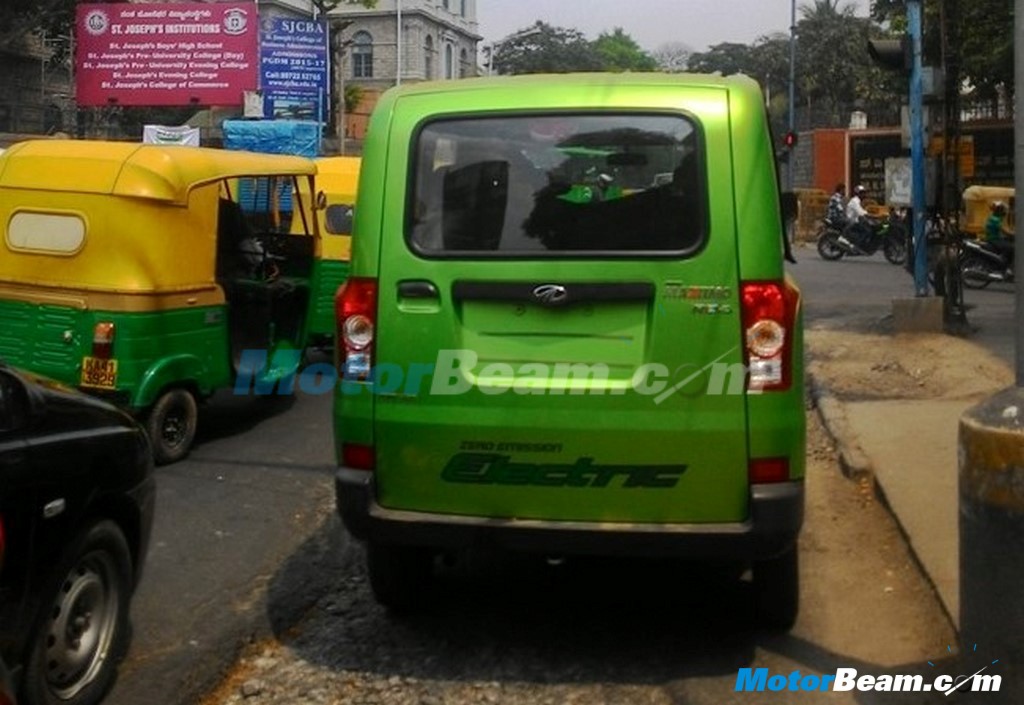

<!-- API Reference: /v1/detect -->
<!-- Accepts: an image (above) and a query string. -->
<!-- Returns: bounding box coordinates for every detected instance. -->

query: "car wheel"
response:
[146,388,198,465]
[21,521,132,705]
[816,230,844,261]
[366,542,434,613]
[753,544,799,631]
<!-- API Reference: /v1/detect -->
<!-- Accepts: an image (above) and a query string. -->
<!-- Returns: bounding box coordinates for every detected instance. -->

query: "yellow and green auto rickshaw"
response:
[293,155,360,344]
[0,139,325,463]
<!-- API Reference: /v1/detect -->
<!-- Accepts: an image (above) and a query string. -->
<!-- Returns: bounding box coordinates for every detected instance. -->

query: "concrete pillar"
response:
[959,387,1024,703]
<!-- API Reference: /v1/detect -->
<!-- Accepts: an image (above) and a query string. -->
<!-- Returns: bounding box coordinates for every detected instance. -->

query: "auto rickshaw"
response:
[292,155,360,344]
[0,140,324,463]
[961,185,1015,239]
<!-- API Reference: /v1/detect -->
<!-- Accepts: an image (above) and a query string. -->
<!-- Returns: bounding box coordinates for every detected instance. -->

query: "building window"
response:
[460,0,466,16]
[445,44,454,79]
[442,0,450,9]
[459,48,469,78]
[424,35,434,79]
[352,31,373,79]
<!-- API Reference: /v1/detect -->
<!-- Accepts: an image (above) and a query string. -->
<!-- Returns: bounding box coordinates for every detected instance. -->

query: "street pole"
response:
[396,0,402,86]
[787,0,796,190]
[1016,0,1024,385]
[908,0,928,296]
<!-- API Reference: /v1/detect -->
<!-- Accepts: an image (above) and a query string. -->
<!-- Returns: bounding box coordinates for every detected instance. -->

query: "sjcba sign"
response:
[75,2,258,107]
[259,17,330,122]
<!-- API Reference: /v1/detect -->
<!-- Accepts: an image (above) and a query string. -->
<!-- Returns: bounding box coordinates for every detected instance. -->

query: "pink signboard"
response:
[75,2,258,107]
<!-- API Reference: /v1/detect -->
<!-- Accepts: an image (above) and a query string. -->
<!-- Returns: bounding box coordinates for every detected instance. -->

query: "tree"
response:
[687,42,757,77]
[344,84,364,115]
[750,34,792,133]
[492,22,603,75]
[871,0,1013,102]
[651,42,692,73]
[796,0,878,125]
[592,28,657,72]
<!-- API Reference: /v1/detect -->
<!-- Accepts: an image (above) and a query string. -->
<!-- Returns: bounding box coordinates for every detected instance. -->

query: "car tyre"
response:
[366,542,434,613]
[753,544,799,631]
[146,388,198,465]
[21,521,133,705]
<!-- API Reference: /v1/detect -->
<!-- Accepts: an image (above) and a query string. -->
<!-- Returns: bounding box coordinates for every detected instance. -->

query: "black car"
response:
[0,365,155,705]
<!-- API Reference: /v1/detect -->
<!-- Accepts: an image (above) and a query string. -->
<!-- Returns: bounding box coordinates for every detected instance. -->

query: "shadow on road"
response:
[261,519,995,702]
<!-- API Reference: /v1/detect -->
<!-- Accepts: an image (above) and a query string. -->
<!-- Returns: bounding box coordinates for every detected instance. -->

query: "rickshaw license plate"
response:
[80,357,118,390]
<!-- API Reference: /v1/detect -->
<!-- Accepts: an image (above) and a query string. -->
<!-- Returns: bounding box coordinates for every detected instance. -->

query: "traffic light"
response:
[868,36,911,71]
[783,131,798,149]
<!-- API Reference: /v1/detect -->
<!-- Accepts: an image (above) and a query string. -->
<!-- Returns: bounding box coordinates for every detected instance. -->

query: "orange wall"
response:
[813,129,848,193]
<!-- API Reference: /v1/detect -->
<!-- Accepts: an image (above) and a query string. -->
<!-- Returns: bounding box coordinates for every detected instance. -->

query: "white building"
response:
[260,0,481,145]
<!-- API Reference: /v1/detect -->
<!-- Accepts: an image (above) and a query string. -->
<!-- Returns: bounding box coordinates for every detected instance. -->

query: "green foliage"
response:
[871,0,1013,100]
[492,23,656,75]
[592,28,657,72]
[492,22,603,75]
[687,42,757,77]
[344,83,364,114]
[796,0,878,123]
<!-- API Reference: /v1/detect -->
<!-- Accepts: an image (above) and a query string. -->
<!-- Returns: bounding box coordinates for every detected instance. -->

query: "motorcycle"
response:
[816,210,908,265]
[959,236,1015,289]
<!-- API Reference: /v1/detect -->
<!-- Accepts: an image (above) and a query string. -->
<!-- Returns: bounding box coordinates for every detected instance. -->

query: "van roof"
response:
[0,140,318,205]
[379,71,760,99]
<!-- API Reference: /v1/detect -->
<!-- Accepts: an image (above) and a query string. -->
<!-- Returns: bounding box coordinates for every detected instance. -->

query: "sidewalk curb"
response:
[807,371,874,480]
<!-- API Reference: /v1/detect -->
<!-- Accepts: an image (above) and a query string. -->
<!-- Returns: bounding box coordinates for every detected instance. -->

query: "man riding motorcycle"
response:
[842,184,872,250]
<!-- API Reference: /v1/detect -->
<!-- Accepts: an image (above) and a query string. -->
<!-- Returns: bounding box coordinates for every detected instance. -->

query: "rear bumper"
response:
[335,468,803,560]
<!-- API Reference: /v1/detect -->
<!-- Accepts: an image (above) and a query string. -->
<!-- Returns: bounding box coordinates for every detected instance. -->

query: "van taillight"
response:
[342,443,376,470]
[92,321,116,359]
[335,277,378,381]
[740,280,797,392]
[749,457,790,483]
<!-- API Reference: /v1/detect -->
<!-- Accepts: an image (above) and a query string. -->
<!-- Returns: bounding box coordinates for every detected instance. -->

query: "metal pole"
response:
[396,0,402,86]
[909,0,928,296]
[787,0,796,190]
[1016,0,1024,384]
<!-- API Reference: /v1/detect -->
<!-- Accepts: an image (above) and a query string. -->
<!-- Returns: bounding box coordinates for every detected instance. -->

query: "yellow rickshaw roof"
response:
[0,140,318,205]
[315,156,361,176]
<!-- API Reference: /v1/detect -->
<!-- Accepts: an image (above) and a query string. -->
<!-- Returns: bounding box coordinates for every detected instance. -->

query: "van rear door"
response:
[369,91,752,525]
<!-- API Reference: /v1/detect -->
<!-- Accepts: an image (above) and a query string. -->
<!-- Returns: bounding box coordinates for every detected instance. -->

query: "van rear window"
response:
[408,114,704,256]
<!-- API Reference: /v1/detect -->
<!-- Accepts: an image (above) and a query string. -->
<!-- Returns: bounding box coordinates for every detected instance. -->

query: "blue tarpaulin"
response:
[222,120,320,212]
[222,119,320,157]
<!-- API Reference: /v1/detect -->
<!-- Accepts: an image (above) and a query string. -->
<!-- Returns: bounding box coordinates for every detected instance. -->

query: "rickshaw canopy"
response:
[0,140,318,206]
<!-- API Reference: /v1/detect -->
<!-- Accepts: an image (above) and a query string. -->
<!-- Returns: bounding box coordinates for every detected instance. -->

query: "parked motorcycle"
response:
[959,236,1015,289]
[816,210,908,265]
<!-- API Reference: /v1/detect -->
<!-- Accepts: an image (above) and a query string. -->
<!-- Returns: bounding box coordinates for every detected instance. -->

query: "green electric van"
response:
[333,73,805,628]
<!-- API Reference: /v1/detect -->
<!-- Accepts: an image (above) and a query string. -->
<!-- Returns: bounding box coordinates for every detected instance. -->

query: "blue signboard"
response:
[259,17,329,123]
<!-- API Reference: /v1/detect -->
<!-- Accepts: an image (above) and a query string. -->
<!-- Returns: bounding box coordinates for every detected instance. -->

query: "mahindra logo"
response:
[532,284,568,305]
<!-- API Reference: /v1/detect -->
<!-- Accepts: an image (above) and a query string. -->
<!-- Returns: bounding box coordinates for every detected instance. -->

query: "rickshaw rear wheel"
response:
[146,389,198,465]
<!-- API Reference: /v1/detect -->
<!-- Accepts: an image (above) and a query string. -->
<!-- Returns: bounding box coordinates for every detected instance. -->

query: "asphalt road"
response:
[102,248,1016,705]
[105,385,338,705]
[790,244,1016,367]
